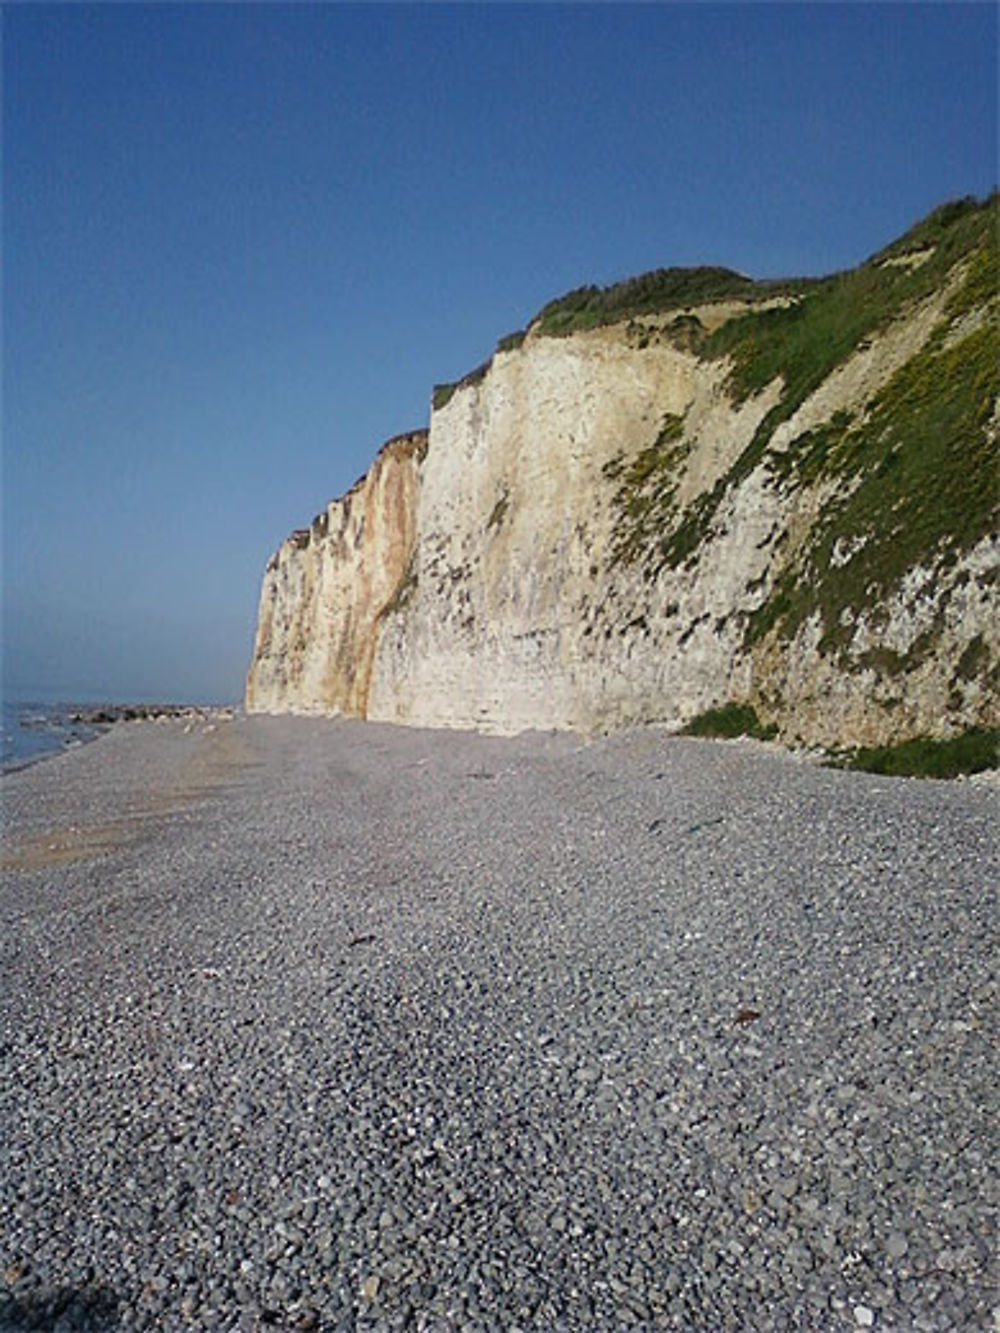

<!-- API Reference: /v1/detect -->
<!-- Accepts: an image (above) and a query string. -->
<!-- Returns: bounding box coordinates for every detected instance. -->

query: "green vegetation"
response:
[953,634,990,683]
[598,193,998,652]
[830,728,998,779]
[432,358,490,412]
[945,239,998,321]
[432,382,459,411]
[431,332,527,412]
[764,411,855,486]
[693,196,996,551]
[603,414,688,567]
[875,193,993,261]
[705,194,995,412]
[745,314,998,657]
[684,713,999,778]
[534,266,812,337]
[682,702,778,741]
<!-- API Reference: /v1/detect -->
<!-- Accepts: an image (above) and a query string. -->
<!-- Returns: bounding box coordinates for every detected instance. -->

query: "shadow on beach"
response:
[0,1283,119,1332]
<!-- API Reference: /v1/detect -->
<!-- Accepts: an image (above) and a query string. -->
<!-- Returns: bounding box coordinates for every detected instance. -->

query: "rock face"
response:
[247,196,999,747]
[246,431,426,717]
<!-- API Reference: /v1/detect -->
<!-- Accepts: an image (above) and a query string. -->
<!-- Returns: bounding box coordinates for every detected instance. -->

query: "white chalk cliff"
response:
[247,197,999,748]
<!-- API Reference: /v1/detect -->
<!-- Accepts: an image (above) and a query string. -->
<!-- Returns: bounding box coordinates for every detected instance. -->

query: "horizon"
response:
[4,3,997,705]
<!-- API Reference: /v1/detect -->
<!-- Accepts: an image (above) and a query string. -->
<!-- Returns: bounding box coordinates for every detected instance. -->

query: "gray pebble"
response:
[1,716,996,1330]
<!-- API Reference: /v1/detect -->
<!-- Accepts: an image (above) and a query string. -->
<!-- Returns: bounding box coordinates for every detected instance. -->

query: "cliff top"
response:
[432,192,997,408]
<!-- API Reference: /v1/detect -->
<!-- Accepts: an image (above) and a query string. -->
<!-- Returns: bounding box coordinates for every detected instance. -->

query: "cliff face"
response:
[245,431,426,717]
[246,197,999,747]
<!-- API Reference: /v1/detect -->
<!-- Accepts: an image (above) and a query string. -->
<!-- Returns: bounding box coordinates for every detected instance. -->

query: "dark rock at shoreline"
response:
[68,704,235,726]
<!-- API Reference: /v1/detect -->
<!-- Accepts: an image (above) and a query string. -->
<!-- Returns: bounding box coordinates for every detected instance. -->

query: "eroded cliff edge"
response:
[247,196,999,748]
[246,430,426,718]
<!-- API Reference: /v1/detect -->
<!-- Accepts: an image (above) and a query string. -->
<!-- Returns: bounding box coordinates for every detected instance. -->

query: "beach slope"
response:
[1,716,996,1330]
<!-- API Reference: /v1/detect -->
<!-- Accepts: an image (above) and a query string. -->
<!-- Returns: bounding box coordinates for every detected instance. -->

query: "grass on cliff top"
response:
[703,194,996,416]
[432,194,995,422]
[432,332,529,411]
[433,357,492,411]
[533,266,813,337]
[829,728,999,779]
[531,195,992,342]
[602,193,998,660]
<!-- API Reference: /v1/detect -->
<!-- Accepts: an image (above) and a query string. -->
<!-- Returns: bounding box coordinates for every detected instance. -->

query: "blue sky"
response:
[3,3,997,704]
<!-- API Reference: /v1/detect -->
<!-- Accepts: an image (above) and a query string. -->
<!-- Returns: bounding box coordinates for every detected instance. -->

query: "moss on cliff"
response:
[603,414,688,568]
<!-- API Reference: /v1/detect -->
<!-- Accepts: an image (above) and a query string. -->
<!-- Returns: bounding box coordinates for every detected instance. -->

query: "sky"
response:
[3,3,997,705]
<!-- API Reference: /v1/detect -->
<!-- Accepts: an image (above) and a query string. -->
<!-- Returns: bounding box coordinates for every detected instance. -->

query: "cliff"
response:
[247,196,999,749]
[246,430,426,717]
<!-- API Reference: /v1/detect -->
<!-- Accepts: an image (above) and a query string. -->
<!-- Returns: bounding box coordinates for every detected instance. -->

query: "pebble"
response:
[359,1274,380,1302]
[0,715,996,1330]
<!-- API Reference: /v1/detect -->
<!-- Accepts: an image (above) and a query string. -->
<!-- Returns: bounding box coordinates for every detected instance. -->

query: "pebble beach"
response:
[1,713,996,1332]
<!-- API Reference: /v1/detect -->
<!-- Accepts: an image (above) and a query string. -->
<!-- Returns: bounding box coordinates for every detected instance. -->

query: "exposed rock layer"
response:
[247,199,999,746]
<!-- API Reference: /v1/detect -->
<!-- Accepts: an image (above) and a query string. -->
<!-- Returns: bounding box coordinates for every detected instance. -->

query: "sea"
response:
[1,700,109,773]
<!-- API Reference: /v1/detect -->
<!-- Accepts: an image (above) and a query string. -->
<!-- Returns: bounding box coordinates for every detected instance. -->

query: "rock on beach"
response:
[1,714,997,1331]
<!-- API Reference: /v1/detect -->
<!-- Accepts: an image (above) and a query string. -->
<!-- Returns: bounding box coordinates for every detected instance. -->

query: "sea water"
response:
[1,701,107,773]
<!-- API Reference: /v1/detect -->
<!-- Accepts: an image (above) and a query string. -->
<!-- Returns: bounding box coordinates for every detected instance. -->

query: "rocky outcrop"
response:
[247,197,999,747]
